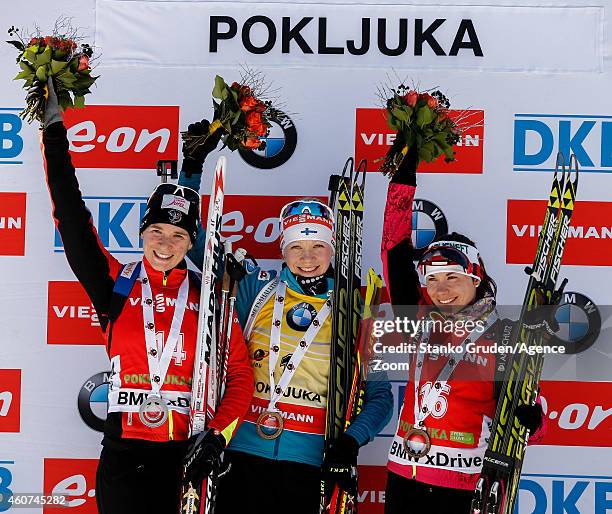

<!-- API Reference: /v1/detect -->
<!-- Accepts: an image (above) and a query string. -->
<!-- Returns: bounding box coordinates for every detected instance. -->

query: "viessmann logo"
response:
[47,282,104,345]
[0,192,26,256]
[0,369,21,433]
[506,200,612,265]
[355,108,484,173]
[62,105,179,169]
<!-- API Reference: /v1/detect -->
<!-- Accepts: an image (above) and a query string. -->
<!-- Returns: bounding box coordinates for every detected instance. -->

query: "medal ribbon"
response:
[140,265,189,397]
[267,281,332,412]
[412,312,497,427]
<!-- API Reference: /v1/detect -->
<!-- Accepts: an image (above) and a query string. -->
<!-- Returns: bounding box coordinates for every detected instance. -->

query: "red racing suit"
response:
[41,122,253,446]
[381,181,545,490]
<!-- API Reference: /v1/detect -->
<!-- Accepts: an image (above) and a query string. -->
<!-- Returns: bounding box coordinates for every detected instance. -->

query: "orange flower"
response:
[77,54,90,71]
[253,100,267,113]
[243,137,261,149]
[246,111,263,128]
[251,122,268,137]
[240,95,258,112]
[403,90,418,107]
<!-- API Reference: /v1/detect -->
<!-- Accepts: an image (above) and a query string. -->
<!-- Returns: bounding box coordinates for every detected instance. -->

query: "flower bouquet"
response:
[7,20,97,124]
[377,84,461,177]
[182,71,280,154]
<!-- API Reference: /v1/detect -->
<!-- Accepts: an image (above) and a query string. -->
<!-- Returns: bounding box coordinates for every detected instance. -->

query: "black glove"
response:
[182,119,224,176]
[43,78,62,128]
[515,403,544,433]
[183,429,226,485]
[389,134,418,186]
[321,433,359,492]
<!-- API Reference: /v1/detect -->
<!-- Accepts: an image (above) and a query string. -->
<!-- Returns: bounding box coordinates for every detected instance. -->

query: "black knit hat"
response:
[139,184,200,243]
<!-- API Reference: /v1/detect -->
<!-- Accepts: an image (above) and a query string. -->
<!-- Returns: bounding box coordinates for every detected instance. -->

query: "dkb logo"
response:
[0,110,23,165]
[513,114,612,173]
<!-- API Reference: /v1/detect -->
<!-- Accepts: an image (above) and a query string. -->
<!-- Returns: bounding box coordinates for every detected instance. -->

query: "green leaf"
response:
[35,65,47,82]
[74,75,97,89]
[212,75,226,99]
[74,95,85,109]
[420,141,436,162]
[58,91,73,111]
[416,106,434,128]
[232,109,242,125]
[6,40,25,51]
[23,48,37,63]
[50,59,69,75]
[392,107,410,123]
[433,132,448,143]
[19,60,34,72]
[57,73,77,87]
[13,70,32,81]
[442,145,455,161]
[35,45,52,66]
[387,116,401,131]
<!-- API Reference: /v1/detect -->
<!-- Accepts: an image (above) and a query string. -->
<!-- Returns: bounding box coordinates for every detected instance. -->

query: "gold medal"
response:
[403,428,432,459]
[255,410,284,440]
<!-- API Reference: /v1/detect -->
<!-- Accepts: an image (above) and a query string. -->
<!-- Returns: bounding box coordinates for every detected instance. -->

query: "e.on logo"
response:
[47,282,104,345]
[43,458,99,514]
[354,108,484,173]
[539,381,612,447]
[63,106,179,169]
[506,200,612,265]
[202,195,328,259]
[0,369,21,432]
[0,192,26,256]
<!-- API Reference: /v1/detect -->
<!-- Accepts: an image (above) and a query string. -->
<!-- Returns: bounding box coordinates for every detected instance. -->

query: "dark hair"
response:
[430,232,497,302]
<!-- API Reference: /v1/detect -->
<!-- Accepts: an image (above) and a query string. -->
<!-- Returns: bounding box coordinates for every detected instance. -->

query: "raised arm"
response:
[40,84,120,329]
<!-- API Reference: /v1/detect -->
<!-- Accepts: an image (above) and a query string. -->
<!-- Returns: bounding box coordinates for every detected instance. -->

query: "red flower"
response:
[251,122,268,137]
[419,93,438,109]
[243,137,261,149]
[239,85,252,98]
[246,110,263,128]
[231,81,240,90]
[403,90,418,107]
[29,37,41,46]
[253,100,267,113]
[240,95,258,112]
[77,54,90,71]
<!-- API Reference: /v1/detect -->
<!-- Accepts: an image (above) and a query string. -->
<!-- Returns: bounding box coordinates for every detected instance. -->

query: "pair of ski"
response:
[179,156,246,514]
[471,153,579,514]
[321,158,383,514]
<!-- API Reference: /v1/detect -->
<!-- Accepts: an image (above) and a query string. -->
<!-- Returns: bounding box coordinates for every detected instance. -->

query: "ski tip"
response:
[215,155,227,175]
[356,159,367,186]
[342,156,355,179]
[569,153,579,186]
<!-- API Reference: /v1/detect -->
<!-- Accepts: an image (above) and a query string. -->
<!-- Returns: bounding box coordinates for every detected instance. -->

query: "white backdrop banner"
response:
[0,0,611,513]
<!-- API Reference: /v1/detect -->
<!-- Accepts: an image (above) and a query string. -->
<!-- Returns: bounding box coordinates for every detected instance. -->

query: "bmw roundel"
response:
[551,292,601,354]
[411,199,448,260]
[286,302,318,331]
[239,111,297,170]
[77,371,110,432]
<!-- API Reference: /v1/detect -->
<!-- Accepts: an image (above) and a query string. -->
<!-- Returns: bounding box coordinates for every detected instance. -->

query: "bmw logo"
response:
[77,371,110,432]
[551,292,601,354]
[239,111,297,170]
[411,199,449,260]
[286,302,318,332]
